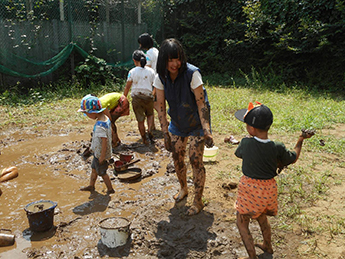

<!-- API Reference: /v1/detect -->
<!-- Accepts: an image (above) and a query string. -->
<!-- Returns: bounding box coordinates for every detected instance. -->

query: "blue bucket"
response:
[24,200,57,232]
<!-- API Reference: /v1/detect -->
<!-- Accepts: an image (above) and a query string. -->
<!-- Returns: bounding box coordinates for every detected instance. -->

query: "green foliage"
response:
[161,0,345,89]
[162,0,247,74]
[75,56,116,87]
[2,0,345,90]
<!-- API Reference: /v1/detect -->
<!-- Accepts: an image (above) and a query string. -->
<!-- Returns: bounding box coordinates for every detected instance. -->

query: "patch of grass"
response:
[0,80,126,129]
[326,215,345,236]
[206,85,345,138]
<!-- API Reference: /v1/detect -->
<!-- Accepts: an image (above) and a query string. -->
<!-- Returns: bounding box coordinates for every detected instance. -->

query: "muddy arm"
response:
[194,85,213,147]
[155,88,172,151]
[155,88,169,133]
[123,80,132,97]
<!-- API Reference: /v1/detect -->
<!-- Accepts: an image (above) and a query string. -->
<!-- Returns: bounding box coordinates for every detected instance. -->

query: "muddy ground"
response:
[0,116,344,259]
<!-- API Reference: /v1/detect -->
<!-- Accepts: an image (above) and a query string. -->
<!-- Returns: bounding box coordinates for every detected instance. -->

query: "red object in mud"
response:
[114,159,140,172]
[114,160,124,167]
[119,153,133,163]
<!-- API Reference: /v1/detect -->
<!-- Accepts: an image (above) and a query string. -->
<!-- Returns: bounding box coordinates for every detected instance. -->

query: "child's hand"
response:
[301,129,316,139]
[204,134,214,148]
[163,132,172,152]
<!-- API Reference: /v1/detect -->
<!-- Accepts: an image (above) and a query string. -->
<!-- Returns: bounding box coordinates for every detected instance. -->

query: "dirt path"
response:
[0,118,344,258]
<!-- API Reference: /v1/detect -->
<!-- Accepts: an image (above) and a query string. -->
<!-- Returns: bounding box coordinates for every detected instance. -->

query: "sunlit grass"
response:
[206,85,345,136]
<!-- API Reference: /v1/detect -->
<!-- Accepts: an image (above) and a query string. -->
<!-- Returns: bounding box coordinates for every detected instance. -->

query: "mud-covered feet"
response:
[186,202,204,216]
[142,137,149,145]
[80,186,95,192]
[255,243,273,254]
[106,189,115,195]
[148,131,154,142]
[173,189,188,203]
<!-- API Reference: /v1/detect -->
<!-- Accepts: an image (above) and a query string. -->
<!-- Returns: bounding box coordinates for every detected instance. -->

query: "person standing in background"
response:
[138,33,159,73]
[138,33,159,129]
[124,50,155,145]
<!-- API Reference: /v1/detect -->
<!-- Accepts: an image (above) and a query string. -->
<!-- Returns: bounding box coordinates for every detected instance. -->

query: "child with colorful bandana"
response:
[234,101,314,259]
[78,94,115,194]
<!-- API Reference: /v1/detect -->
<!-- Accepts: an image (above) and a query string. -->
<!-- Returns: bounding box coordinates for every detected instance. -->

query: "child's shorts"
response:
[235,175,278,218]
[91,157,109,176]
[132,94,154,122]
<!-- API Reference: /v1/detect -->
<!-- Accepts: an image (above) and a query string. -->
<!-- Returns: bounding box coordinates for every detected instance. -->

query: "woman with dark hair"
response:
[124,50,156,145]
[154,38,214,216]
[138,33,159,73]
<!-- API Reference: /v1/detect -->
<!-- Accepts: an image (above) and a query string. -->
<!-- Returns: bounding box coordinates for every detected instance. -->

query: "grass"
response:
[1,78,345,258]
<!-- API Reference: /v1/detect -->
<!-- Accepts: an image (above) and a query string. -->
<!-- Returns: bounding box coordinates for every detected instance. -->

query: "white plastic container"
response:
[203,146,219,162]
[99,217,130,248]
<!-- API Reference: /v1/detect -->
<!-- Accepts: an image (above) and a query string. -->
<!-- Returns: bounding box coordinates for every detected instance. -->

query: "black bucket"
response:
[24,200,57,232]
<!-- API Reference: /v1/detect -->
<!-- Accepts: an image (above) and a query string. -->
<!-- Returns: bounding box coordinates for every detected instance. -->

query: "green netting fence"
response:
[0,0,163,84]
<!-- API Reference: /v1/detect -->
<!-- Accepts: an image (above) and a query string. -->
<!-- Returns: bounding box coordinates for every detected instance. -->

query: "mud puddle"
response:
[2,119,345,258]
[0,121,174,258]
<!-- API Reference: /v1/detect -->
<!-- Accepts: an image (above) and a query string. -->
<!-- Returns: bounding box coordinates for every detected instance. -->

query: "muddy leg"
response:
[80,169,97,191]
[255,213,273,254]
[187,136,205,215]
[106,109,120,147]
[236,212,258,259]
[153,100,159,130]
[171,134,188,202]
[138,120,148,145]
[102,174,115,194]
[147,114,154,141]
[111,122,120,147]
[89,169,98,187]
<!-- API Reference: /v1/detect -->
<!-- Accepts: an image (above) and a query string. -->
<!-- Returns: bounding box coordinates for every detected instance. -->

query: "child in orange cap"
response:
[78,94,115,194]
[234,101,314,259]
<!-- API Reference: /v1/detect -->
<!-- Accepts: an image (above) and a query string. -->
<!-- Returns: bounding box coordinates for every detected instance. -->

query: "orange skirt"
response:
[235,175,278,218]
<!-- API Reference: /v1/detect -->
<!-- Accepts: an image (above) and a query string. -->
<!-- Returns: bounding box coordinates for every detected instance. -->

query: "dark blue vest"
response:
[160,63,210,133]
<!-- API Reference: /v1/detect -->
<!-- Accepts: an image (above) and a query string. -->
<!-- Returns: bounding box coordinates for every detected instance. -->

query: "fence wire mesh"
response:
[0,0,162,83]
